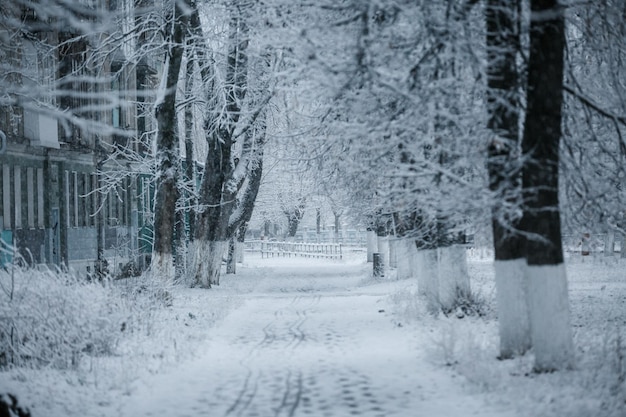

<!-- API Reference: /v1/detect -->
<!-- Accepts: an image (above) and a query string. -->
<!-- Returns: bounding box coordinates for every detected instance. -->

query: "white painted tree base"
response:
[417,249,439,312]
[367,231,377,263]
[437,245,470,312]
[389,239,398,268]
[377,235,389,268]
[190,240,227,288]
[150,252,175,285]
[494,258,531,358]
[527,263,574,371]
[396,239,413,280]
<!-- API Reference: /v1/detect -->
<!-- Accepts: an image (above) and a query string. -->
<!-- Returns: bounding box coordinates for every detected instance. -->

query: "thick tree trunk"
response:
[437,245,470,314]
[485,0,531,359]
[184,48,196,241]
[522,0,573,371]
[236,229,245,263]
[152,2,188,284]
[366,229,377,262]
[285,201,305,238]
[316,208,321,235]
[191,239,226,287]
[396,239,412,280]
[225,110,267,274]
[376,232,389,271]
[333,211,341,242]
[191,6,249,286]
[225,231,245,274]
[388,238,398,269]
[604,230,615,256]
[417,247,439,313]
[94,138,107,281]
[226,237,237,274]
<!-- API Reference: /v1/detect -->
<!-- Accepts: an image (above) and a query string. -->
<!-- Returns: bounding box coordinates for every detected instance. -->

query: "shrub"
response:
[440,285,490,318]
[0,264,127,370]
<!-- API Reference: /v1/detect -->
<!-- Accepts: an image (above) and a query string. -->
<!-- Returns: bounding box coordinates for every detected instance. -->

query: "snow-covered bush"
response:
[0,264,128,370]
[440,286,490,319]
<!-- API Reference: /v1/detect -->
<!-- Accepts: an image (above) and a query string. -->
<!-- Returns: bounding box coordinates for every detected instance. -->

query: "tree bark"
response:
[152,1,188,284]
[226,119,266,274]
[521,0,573,371]
[485,0,531,359]
[366,229,377,262]
[184,47,196,240]
[285,199,305,239]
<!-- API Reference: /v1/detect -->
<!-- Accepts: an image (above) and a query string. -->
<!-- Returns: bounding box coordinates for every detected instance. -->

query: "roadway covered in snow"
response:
[116,256,514,417]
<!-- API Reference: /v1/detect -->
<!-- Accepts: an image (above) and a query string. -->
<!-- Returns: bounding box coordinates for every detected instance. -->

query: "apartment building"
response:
[0,0,159,276]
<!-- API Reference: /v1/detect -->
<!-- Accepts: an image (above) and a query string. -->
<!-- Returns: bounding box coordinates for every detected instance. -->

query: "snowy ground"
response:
[1,249,625,416]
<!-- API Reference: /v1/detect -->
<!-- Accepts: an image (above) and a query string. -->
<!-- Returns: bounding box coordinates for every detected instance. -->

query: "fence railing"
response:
[247,240,343,259]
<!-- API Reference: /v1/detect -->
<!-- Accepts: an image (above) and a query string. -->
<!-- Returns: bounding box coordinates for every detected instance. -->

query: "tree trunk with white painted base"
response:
[191,240,227,288]
[526,264,573,370]
[151,1,189,284]
[389,239,398,269]
[226,237,237,275]
[366,230,377,262]
[377,234,389,274]
[437,245,470,313]
[151,252,175,286]
[604,230,615,256]
[417,248,439,313]
[396,239,412,280]
[521,0,573,371]
[495,259,530,357]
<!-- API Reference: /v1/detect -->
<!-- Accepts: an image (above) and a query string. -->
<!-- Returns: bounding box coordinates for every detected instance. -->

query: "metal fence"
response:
[246,240,343,259]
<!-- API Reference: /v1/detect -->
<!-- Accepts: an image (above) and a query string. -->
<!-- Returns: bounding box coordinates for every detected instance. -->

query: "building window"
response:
[14,166,21,229]
[80,173,88,227]
[37,168,44,228]
[64,170,70,228]
[72,171,78,228]
[27,167,34,228]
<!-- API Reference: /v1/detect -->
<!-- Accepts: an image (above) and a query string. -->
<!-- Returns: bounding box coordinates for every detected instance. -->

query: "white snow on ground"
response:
[1,249,625,416]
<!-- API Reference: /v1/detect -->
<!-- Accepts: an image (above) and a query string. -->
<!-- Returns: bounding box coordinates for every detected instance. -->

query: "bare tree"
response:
[188,1,274,287]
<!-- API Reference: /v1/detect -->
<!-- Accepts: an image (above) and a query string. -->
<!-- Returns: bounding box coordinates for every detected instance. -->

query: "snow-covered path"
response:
[117,257,515,417]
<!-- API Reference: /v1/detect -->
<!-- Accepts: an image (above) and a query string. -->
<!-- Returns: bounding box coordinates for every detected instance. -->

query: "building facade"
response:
[0,0,159,276]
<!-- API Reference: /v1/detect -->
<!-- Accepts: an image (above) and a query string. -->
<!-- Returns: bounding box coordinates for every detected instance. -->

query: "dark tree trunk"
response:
[521,0,573,371]
[521,0,565,264]
[152,1,188,282]
[94,138,107,280]
[486,0,523,261]
[333,211,341,242]
[226,114,266,274]
[226,237,237,274]
[285,199,305,238]
[316,208,321,234]
[485,0,530,359]
[184,48,196,240]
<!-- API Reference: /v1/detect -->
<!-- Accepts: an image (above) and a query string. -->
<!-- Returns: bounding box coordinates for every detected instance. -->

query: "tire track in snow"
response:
[223,289,319,417]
